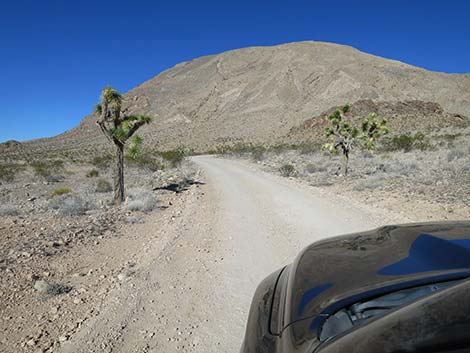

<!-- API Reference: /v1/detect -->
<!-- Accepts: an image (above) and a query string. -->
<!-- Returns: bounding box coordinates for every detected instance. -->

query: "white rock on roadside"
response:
[34,280,51,293]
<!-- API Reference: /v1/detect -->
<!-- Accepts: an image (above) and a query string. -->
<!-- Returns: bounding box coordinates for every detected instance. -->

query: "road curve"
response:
[59,156,400,353]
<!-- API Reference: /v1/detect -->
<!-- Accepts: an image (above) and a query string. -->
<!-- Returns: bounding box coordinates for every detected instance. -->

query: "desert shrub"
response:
[206,143,259,156]
[46,283,72,295]
[126,189,155,212]
[386,160,419,176]
[447,148,466,162]
[269,143,291,154]
[304,162,327,174]
[91,154,113,170]
[51,187,72,197]
[0,163,22,182]
[382,132,432,152]
[95,178,112,193]
[279,163,296,177]
[49,195,89,216]
[159,149,185,168]
[251,146,266,161]
[30,160,64,177]
[0,204,20,216]
[299,142,322,155]
[126,153,164,171]
[34,280,72,295]
[437,132,462,142]
[86,169,99,178]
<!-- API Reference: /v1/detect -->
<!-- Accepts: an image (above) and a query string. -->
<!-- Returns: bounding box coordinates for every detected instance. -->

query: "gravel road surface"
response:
[59,156,404,353]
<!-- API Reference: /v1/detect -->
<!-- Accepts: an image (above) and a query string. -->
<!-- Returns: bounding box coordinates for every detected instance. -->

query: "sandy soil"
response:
[31,155,407,353]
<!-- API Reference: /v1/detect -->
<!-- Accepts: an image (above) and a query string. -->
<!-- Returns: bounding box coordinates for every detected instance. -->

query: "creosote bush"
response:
[91,154,113,170]
[382,132,432,152]
[0,163,23,182]
[251,146,266,161]
[30,160,64,178]
[159,149,185,168]
[125,152,164,171]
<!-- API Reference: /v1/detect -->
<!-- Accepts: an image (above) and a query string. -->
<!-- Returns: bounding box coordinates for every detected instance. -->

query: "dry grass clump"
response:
[279,163,297,177]
[49,194,90,216]
[126,189,156,212]
[51,187,72,197]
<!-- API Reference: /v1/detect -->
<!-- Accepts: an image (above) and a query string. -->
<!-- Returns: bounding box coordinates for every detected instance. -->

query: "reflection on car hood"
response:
[286,221,470,331]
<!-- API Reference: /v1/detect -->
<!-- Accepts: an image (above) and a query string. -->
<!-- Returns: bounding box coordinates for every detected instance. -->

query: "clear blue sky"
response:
[1,0,469,142]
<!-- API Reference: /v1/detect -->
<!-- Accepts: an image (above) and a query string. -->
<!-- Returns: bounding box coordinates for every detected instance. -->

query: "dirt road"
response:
[59,156,406,353]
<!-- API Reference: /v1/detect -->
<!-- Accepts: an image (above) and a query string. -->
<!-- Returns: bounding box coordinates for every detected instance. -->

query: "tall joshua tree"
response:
[95,86,152,204]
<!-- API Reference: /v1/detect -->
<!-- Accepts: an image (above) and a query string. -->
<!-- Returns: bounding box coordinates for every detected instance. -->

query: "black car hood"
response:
[284,221,470,332]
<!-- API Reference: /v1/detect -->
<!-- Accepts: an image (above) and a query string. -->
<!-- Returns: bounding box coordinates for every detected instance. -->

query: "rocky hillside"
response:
[287,100,470,141]
[9,41,470,154]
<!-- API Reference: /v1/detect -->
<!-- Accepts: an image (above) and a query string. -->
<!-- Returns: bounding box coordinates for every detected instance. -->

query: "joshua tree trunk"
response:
[114,143,125,204]
[343,150,349,176]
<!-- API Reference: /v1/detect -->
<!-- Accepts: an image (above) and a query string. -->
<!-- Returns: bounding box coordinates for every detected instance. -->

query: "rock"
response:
[58,335,68,342]
[28,197,37,202]
[34,280,51,293]
[26,338,36,346]
[117,273,127,282]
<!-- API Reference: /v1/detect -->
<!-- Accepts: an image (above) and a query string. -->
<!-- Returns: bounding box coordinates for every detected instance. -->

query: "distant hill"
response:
[287,100,470,142]
[9,41,470,155]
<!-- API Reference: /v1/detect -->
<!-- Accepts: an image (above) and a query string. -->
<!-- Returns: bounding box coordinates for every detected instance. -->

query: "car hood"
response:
[284,221,470,332]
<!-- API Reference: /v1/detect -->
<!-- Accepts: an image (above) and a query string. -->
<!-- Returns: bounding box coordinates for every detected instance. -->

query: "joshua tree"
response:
[323,105,357,175]
[359,112,390,151]
[323,105,388,175]
[95,86,151,204]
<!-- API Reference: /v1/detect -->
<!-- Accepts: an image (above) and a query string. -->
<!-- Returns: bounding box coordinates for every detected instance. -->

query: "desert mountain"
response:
[12,41,470,153]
